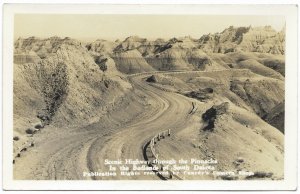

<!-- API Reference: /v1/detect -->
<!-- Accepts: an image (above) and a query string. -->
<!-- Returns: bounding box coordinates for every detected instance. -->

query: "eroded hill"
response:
[13,25,285,180]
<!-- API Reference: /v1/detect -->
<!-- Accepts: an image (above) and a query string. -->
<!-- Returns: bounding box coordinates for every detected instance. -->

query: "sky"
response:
[14,14,285,41]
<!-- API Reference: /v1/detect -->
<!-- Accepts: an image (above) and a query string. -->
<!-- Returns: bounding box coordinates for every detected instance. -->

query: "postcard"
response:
[2,3,298,190]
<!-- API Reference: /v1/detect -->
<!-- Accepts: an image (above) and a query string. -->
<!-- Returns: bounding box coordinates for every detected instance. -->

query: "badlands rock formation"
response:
[13,26,285,180]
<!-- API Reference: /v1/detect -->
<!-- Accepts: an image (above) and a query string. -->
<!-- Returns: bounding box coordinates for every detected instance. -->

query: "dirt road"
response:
[13,73,194,180]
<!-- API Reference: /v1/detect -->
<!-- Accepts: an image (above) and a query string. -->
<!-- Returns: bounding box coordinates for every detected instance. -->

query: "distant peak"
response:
[124,36,146,42]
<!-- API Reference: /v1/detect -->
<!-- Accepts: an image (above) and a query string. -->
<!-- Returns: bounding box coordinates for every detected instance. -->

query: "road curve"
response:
[13,73,194,180]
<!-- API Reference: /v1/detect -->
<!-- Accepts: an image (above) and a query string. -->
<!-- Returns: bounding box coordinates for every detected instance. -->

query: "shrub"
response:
[13,136,19,141]
[25,128,34,134]
[34,123,43,129]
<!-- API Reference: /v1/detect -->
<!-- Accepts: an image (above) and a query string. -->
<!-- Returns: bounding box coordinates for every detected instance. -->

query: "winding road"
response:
[14,73,194,180]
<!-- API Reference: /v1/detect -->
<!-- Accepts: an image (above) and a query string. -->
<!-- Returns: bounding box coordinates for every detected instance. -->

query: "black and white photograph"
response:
[2,3,298,191]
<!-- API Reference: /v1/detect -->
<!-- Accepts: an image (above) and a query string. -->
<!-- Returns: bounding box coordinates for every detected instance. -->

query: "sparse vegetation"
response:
[13,136,19,141]
[35,59,69,125]
[34,123,43,129]
[25,128,34,134]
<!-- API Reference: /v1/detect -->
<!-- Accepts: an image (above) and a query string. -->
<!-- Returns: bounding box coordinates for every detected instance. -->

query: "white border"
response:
[2,4,298,191]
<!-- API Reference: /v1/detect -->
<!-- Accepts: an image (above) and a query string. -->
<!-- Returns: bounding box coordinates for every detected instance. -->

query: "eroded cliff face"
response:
[239,26,285,54]
[87,26,285,74]
[13,37,133,153]
[14,25,285,130]
[13,26,285,164]
[198,26,285,54]
[112,49,155,74]
[13,25,285,180]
